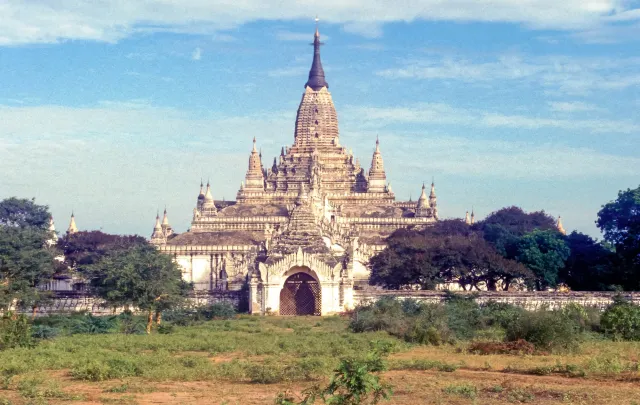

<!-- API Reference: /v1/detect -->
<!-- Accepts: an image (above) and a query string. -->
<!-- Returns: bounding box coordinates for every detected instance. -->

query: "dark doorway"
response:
[279,272,321,316]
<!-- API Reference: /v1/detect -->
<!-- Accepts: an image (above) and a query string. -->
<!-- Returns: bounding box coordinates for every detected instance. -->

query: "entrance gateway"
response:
[279,272,321,316]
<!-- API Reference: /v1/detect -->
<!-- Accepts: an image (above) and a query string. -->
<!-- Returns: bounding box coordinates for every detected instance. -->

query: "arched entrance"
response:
[279,272,321,316]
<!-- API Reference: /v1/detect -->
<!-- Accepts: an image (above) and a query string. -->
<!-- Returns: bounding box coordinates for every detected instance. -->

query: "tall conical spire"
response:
[471,208,475,225]
[429,179,437,208]
[305,18,328,90]
[465,211,471,225]
[368,136,387,193]
[162,208,170,226]
[67,212,78,234]
[150,212,166,245]
[556,216,566,235]
[154,212,162,230]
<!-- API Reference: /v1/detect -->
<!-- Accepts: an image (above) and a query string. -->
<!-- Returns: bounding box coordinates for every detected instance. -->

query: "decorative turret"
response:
[161,208,173,237]
[429,180,437,208]
[201,180,217,214]
[67,212,78,235]
[368,136,387,193]
[150,212,165,244]
[556,216,566,235]
[470,209,475,225]
[305,20,328,91]
[243,137,265,191]
[271,157,278,174]
[197,180,205,209]
[416,183,431,217]
[465,211,471,225]
[46,217,57,247]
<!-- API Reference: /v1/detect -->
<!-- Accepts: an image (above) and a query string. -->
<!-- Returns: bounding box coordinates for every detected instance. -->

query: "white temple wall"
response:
[191,255,211,290]
[175,255,193,282]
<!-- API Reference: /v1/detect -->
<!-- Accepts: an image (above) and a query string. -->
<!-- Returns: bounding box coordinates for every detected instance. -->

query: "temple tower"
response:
[368,137,387,193]
[243,138,265,191]
[67,213,78,235]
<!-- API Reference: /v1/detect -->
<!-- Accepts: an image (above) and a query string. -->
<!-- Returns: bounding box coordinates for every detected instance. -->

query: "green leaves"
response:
[515,229,570,290]
[0,198,56,311]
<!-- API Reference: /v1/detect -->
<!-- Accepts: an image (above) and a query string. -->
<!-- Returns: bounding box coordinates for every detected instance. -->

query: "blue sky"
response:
[1,1,639,238]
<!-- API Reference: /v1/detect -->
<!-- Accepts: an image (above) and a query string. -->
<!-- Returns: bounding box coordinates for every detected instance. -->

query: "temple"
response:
[151,27,438,315]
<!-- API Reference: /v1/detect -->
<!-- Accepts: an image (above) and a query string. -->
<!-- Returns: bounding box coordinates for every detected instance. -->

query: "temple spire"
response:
[305,18,329,90]
[556,216,566,235]
[67,212,78,234]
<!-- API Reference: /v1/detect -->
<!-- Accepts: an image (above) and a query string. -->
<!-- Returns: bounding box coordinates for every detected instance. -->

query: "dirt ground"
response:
[3,355,640,405]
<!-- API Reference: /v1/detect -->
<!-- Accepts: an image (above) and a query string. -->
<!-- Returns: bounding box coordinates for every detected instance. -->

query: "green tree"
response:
[474,206,556,258]
[58,230,147,269]
[597,185,640,290]
[369,220,532,291]
[86,244,191,333]
[0,198,56,313]
[0,197,51,229]
[516,229,570,290]
[561,231,615,290]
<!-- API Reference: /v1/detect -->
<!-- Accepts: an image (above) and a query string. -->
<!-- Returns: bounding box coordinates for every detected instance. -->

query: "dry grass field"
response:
[1,314,640,405]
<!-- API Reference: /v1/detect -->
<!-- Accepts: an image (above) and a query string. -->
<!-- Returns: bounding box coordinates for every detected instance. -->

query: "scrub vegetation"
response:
[1,299,640,404]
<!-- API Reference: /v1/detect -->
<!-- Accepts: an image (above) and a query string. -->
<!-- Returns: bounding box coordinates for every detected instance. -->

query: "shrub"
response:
[443,384,477,399]
[480,301,525,330]
[70,314,117,334]
[601,299,640,341]
[468,339,535,355]
[31,325,60,340]
[443,293,482,340]
[562,303,600,333]
[0,313,33,350]
[199,302,237,320]
[505,310,582,352]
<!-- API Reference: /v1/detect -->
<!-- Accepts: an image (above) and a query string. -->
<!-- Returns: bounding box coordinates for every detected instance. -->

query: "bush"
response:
[0,313,33,350]
[480,301,525,330]
[468,339,535,355]
[199,303,237,320]
[31,325,60,340]
[71,358,143,381]
[443,293,482,340]
[601,299,640,341]
[505,310,582,352]
[70,314,117,334]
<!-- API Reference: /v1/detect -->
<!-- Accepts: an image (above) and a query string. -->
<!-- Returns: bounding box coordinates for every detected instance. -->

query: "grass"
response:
[1,315,640,404]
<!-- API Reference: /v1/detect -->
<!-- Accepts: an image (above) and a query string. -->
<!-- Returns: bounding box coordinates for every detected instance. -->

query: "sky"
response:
[1,0,639,239]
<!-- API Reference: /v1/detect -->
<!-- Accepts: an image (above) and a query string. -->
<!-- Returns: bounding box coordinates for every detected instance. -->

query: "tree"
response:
[369,221,532,291]
[474,206,556,258]
[597,185,640,290]
[58,230,147,270]
[0,197,51,229]
[561,231,615,291]
[86,244,191,333]
[515,229,570,290]
[0,198,56,313]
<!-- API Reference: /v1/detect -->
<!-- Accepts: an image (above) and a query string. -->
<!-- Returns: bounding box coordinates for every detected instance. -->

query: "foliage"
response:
[0,198,56,312]
[515,229,570,290]
[597,185,640,290]
[0,198,51,229]
[0,313,33,350]
[276,349,392,405]
[162,302,237,326]
[505,309,582,352]
[58,230,147,270]
[85,244,192,333]
[561,231,615,290]
[601,297,640,341]
[474,206,556,257]
[369,220,532,291]
[30,325,60,340]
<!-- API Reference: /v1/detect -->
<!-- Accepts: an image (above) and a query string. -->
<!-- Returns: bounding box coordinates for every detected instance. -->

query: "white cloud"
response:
[0,101,635,238]
[547,101,602,112]
[191,47,202,60]
[275,30,328,41]
[378,54,640,95]
[0,1,635,45]
[344,103,639,134]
